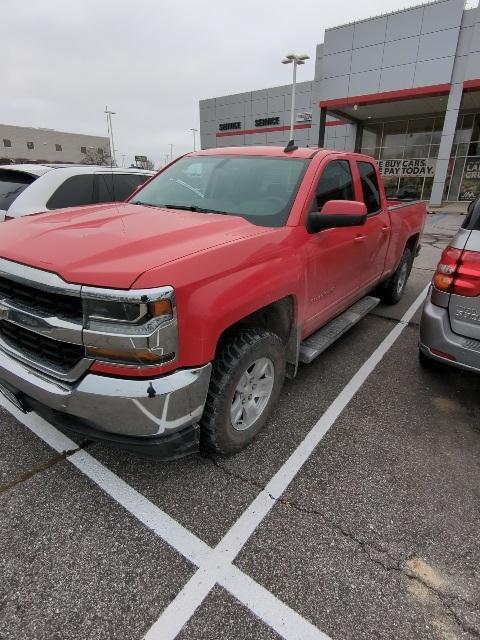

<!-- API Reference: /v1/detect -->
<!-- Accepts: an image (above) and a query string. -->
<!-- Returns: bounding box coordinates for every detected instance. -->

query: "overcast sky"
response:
[4,0,434,168]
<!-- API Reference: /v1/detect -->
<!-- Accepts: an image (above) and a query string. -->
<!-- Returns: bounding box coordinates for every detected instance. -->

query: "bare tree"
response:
[81,148,112,166]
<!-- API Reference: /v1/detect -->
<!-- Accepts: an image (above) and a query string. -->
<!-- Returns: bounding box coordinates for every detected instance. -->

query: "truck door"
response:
[354,161,390,289]
[303,158,366,335]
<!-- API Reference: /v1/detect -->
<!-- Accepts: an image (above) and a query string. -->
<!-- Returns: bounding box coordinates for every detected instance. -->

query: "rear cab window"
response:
[357,161,381,214]
[0,170,36,211]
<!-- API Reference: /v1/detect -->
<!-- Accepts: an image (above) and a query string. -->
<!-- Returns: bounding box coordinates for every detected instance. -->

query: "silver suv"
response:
[420,196,480,372]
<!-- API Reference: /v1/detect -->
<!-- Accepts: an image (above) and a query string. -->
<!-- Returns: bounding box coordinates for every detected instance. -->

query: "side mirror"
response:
[308,200,367,233]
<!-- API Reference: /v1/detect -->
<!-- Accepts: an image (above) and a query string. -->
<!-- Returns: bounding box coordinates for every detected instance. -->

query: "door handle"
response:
[381,226,389,233]
[354,234,366,242]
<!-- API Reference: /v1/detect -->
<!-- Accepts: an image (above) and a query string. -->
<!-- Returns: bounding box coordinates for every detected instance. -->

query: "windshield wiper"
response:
[163,204,229,215]
[130,200,161,208]
[170,178,205,198]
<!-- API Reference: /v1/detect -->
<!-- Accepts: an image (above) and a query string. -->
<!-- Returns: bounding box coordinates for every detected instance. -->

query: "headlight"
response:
[81,286,178,367]
[83,298,173,329]
[82,288,174,332]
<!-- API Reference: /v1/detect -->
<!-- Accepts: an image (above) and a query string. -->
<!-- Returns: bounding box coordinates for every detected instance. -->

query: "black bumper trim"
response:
[23,396,200,460]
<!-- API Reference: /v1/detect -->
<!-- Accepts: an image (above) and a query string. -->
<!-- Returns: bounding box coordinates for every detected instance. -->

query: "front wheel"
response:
[378,247,413,305]
[200,328,286,455]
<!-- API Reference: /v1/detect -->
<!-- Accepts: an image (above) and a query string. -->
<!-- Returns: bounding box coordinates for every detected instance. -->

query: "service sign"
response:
[378,158,437,177]
[254,117,280,127]
[219,122,241,131]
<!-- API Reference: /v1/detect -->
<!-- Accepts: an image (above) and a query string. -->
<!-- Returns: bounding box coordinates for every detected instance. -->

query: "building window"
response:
[3,139,11,148]
[55,143,62,152]
[81,146,87,154]
[27,141,34,150]
[361,116,445,201]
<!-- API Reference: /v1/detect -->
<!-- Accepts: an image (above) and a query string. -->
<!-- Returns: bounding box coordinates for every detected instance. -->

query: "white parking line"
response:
[144,284,429,638]
[1,399,328,640]
[1,285,428,640]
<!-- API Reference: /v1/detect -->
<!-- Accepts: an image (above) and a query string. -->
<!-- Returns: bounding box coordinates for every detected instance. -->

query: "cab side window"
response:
[357,161,381,214]
[314,160,355,211]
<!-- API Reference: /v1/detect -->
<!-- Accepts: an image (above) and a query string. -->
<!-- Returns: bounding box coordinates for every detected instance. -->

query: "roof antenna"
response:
[284,139,298,153]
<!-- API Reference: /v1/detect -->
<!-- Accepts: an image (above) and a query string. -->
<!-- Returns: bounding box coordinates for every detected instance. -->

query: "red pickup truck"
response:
[0,147,425,458]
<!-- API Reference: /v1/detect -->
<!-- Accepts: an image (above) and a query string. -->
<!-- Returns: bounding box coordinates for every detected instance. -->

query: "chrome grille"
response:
[0,275,83,321]
[0,320,85,372]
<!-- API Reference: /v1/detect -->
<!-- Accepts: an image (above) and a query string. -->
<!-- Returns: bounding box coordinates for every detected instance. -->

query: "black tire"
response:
[200,328,286,455]
[378,247,413,305]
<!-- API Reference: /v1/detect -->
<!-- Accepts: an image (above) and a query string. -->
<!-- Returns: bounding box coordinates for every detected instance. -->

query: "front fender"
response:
[134,228,303,367]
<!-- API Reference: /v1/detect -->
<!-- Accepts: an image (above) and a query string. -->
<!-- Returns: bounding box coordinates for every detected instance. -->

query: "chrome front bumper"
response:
[0,343,212,440]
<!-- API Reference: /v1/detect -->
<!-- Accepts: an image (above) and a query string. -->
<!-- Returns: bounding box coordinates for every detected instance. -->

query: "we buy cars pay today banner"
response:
[378,158,436,177]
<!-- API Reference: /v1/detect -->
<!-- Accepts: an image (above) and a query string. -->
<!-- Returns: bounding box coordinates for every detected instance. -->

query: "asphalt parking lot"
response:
[1,211,479,640]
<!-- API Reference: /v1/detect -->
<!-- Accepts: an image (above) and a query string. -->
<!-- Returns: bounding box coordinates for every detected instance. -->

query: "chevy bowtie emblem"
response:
[0,302,9,320]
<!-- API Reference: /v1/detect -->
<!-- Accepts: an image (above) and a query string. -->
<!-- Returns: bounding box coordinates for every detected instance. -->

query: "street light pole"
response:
[281,54,310,144]
[169,143,174,162]
[104,105,117,167]
[190,128,198,151]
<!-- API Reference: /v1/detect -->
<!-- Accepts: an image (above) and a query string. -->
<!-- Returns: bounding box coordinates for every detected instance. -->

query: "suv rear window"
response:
[46,175,95,209]
[0,170,36,211]
[95,173,149,203]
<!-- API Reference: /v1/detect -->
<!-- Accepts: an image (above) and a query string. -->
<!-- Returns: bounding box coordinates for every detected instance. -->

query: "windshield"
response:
[128,155,309,227]
[0,170,36,211]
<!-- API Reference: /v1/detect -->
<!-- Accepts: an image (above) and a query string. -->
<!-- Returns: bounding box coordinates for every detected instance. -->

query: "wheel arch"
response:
[216,295,300,378]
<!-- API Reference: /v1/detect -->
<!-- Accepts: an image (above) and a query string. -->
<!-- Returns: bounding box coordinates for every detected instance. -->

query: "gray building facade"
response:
[200,0,480,204]
[0,124,110,165]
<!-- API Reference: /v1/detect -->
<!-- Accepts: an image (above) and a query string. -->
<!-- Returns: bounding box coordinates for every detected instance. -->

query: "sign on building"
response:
[459,157,480,201]
[254,117,280,127]
[218,122,241,131]
[378,158,436,177]
[378,158,437,178]
[296,112,312,122]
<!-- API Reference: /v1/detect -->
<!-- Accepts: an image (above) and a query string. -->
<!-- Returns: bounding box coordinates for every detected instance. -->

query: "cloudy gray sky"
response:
[4,0,432,167]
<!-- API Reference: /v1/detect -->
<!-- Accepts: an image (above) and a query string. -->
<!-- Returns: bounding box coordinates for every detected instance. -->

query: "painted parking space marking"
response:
[0,399,329,640]
[145,284,429,638]
[1,285,428,640]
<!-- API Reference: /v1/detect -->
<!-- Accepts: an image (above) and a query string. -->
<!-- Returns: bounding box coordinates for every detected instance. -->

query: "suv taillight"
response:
[433,246,480,297]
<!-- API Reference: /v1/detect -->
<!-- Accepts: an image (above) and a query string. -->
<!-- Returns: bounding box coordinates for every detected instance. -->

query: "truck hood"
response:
[0,203,270,288]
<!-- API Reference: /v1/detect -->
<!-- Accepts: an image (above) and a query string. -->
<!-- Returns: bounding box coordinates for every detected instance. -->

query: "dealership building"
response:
[199,0,480,204]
